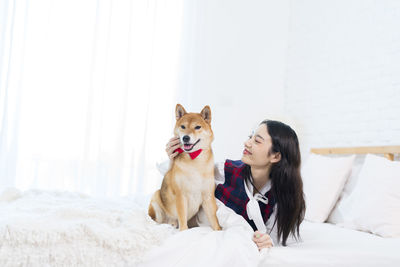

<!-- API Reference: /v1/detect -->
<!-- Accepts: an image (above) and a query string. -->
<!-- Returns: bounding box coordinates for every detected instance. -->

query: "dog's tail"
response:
[148,190,165,223]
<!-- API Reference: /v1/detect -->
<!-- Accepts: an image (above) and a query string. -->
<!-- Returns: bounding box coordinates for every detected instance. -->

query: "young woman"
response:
[165,119,306,249]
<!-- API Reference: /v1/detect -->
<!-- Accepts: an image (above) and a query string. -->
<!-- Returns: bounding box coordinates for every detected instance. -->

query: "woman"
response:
[166,119,306,249]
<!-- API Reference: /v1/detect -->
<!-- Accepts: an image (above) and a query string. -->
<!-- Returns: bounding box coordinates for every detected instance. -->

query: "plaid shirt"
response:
[214,159,276,231]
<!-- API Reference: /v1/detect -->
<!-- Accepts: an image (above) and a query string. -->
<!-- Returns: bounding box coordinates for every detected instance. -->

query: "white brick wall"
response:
[179,0,290,163]
[284,0,400,159]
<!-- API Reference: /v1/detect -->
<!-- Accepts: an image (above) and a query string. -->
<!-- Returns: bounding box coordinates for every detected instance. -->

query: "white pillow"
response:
[301,153,355,223]
[338,154,400,237]
[327,156,365,224]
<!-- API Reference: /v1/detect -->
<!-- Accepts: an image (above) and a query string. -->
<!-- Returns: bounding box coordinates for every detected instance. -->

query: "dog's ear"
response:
[175,104,187,121]
[200,105,211,124]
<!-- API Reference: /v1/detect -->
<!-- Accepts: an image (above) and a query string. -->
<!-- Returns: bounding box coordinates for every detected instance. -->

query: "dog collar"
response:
[174,148,203,160]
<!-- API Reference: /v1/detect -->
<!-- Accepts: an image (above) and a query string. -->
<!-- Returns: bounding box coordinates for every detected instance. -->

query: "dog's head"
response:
[173,104,214,152]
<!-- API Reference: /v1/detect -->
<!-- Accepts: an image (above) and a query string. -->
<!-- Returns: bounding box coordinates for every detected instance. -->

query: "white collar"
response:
[245,174,271,196]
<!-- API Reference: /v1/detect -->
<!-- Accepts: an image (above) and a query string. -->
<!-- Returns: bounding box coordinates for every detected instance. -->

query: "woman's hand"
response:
[165,136,182,160]
[252,231,273,250]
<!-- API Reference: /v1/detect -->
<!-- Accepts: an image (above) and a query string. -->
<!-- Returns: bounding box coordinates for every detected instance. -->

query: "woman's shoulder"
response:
[215,159,243,173]
[214,159,241,184]
[224,159,245,168]
[223,159,246,177]
[216,159,245,172]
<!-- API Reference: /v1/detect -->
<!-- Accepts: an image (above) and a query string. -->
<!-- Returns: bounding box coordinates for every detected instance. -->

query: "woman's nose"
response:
[244,140,251,148]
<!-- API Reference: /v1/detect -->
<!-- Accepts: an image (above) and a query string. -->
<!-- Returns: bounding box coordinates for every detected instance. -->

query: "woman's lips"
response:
[243,149,252,155]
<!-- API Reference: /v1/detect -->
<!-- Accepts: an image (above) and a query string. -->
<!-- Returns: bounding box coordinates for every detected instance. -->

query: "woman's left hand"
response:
[252,231,273,250]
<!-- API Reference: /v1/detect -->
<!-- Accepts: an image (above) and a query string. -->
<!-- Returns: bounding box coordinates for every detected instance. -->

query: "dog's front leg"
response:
[176,193,188,231]
[202,193,222,231]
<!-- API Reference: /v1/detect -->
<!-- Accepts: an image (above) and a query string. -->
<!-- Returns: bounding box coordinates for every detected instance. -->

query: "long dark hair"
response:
[244,120,305,246]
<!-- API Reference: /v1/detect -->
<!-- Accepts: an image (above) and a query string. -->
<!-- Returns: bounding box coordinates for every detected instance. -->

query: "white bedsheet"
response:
[138,201,400,267]
[1,188,399,267]
[260,220,400,267]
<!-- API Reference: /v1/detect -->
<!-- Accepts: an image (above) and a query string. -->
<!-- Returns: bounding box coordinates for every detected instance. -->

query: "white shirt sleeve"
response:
[156,159,171,176]
[265,204,279,247]
[214,161,225,185]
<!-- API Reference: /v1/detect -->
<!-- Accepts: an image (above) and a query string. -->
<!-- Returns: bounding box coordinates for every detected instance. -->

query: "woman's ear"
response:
[270,152,281,163]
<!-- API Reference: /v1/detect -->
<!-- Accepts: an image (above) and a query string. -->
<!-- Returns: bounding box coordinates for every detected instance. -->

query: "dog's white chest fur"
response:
[177,171,213,219]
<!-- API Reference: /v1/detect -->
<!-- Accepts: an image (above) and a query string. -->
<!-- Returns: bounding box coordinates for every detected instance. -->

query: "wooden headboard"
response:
[310,145,400,161]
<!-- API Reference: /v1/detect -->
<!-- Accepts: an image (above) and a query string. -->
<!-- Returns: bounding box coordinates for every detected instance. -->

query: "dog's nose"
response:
[183,135,190,143]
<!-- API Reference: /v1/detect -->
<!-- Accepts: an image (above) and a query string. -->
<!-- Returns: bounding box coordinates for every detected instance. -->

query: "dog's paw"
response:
[213,224,222,231]
[179,225,189,231]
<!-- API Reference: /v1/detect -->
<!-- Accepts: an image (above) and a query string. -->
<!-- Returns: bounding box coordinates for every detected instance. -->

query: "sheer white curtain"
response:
[0,0,184,197]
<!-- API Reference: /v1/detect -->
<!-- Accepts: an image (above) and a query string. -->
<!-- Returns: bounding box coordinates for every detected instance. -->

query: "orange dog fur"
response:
[148,104,221,231]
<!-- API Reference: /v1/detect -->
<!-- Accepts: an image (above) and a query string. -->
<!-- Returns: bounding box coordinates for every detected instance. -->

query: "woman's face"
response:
[241,124,280,167]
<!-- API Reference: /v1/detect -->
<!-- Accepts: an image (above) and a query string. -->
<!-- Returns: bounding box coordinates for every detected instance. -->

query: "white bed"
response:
[1,188,399,267]
[260,220,400,267]
[1,145,399,266]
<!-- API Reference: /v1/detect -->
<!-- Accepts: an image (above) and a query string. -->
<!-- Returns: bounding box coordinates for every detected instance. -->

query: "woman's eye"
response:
[248,135,252,139]
[181,125,185,129]
[195,126,201,130]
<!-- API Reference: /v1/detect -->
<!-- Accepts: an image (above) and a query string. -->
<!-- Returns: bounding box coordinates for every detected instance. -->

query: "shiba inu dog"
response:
[148,104,221,231]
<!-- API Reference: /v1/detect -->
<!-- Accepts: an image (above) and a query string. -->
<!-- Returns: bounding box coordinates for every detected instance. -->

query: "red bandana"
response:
[174,148,203,160]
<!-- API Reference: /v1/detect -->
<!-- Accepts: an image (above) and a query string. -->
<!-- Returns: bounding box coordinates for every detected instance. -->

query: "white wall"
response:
[176,0,290,163]
[284,0,400,158]
[173,0,400,165]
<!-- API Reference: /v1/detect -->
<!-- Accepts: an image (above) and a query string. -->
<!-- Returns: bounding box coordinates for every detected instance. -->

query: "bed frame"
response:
[310,145,400,161]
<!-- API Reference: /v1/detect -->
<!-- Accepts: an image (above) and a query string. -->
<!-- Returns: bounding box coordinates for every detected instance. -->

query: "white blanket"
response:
[2,188,399,267]
[138,199,261,267]
[0,188,177,266]
[0,188,261,267]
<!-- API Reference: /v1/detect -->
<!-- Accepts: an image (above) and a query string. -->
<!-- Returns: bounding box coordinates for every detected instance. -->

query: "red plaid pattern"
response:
[215,159,276,231]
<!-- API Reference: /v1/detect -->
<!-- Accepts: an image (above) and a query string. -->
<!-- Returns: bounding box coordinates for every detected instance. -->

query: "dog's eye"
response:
[181,125,185,129]
[195,126,201,130]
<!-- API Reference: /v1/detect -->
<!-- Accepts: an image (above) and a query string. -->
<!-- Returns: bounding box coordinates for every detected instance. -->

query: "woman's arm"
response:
[162,136,226,184]
[157,159,225,183]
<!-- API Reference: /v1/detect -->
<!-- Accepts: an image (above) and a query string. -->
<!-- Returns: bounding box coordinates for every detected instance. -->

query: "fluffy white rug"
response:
[0,188,177,267]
